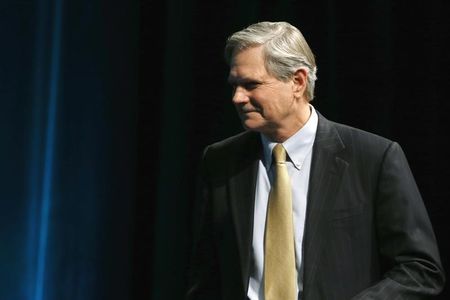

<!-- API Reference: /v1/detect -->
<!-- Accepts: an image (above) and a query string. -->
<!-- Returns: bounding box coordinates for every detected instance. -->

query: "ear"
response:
[292,68,308,100]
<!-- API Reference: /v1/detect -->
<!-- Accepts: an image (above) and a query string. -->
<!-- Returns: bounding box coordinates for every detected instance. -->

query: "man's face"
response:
[228,46,306,138]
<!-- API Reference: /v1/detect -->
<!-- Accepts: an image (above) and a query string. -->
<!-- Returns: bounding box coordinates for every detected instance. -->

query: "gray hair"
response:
[225,21,318,101]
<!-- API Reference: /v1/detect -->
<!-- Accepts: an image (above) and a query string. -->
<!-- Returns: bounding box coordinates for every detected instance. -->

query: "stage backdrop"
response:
[1,0,449,300]
[1,0,139,299]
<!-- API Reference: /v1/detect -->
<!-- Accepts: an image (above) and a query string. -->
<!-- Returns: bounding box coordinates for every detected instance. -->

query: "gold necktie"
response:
[264,144,297,300]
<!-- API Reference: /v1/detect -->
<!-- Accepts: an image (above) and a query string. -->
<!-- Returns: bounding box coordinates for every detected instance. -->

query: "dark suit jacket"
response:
[186,112,445,300]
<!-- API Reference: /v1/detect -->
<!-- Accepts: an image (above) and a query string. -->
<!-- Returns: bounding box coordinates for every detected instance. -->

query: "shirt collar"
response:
[261,105,318,170]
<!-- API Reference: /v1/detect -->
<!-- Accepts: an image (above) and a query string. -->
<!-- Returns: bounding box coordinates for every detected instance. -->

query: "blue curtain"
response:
[1,0,139,299]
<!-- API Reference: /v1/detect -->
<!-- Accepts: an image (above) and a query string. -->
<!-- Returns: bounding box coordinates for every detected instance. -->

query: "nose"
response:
[232,86,249,104]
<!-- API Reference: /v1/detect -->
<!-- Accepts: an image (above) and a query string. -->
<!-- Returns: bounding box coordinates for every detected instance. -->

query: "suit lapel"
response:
[227,131,261,290]
[302,113,348,297]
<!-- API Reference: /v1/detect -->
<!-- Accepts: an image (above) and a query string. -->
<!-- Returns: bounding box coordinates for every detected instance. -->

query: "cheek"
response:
[252,93,272,112]
[264,101,291,121]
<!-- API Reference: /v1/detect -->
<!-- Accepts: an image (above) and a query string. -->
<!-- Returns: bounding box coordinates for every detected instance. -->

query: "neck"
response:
[264,106,312,143]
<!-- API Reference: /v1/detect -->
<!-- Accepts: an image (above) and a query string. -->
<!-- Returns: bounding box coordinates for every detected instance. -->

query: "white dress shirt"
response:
[247,106,318,300]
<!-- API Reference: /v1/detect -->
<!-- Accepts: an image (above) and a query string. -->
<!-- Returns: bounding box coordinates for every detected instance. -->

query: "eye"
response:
[243,82,258,90]
[228,80,260,92]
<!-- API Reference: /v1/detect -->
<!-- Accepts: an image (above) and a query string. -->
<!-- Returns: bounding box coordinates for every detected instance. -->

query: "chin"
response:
[241,119,265,133]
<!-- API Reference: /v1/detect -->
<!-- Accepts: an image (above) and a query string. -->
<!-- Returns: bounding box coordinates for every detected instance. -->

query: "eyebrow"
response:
[227,76,262,85]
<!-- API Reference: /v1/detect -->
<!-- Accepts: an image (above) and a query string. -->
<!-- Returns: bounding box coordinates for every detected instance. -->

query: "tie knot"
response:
[272,144,286,163]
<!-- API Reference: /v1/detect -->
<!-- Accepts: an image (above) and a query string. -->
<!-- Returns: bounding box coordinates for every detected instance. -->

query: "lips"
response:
[240,108,259,114]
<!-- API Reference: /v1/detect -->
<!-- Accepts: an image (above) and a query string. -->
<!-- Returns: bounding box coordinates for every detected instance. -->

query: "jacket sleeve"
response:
[352,142,445,299]
[185,146,222,300]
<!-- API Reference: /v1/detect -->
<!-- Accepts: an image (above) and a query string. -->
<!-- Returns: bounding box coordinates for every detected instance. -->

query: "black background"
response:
[138,1,450,299]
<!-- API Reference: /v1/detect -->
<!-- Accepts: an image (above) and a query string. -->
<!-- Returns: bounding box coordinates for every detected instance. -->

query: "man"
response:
[186,21,445,300]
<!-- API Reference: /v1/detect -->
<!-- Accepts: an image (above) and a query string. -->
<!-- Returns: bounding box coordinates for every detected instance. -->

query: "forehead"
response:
[229,46,268,80]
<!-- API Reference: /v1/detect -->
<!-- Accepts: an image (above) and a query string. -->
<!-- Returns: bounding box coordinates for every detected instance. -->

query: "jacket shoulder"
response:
[201,131,260,179]
[204,131,259,156]
[331,120,395,153]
